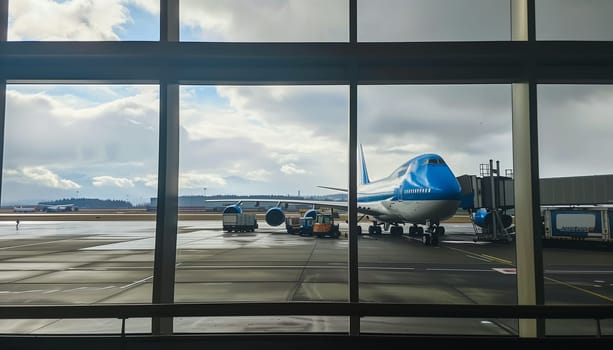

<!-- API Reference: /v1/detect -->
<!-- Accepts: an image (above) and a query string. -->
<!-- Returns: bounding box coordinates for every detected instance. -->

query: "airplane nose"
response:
[427,167,462,199]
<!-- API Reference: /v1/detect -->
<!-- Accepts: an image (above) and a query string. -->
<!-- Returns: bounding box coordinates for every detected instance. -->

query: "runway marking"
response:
[465,255,494,262]
[425,268,492,272]
[120,276,152,289]
[446,245,612,301]
[440,240,490,245]
[480,254,513,265]
[492,268,516,275]
[545,270,613,274]
[445,246,515,266]
[0,289,46,294]
[0,239,79,250]
[179,265,414,270]
[545,276,613,303]
[0,286,117,294]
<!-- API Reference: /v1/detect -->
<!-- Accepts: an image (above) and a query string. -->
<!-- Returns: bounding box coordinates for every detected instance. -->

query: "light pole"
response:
[203,187,207,211]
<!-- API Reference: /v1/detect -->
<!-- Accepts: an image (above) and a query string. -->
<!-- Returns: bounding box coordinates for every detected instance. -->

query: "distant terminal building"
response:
[539,174,613,206]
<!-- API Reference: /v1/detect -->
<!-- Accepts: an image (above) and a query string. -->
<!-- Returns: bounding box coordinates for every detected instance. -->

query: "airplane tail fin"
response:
[359,144,370,185]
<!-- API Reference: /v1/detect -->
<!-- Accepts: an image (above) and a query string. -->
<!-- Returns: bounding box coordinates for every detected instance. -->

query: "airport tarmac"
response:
[0,219,611,336]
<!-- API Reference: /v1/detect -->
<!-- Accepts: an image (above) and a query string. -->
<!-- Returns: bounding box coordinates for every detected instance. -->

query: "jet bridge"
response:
[458,162,613,243]
[457,160,515,242]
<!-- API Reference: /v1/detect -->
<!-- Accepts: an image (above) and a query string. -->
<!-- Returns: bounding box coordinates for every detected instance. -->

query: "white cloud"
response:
[8,0,130,41]
[127,0,159,15]
[180,172,227,189]
[6,166,80,190]
[3,2,612,204]
[280,163,306,175]
[134,175,158,188]
[92,176,135,188]
[246,169,273,182]
[179,0,348,42]
[3,85,159,204]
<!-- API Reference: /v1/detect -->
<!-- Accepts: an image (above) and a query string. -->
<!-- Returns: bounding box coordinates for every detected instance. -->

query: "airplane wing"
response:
[316,185,347,192]
[207,198,381,217]
[206,198,349,211]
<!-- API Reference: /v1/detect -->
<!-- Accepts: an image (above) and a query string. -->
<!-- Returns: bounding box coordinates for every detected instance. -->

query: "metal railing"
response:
[1,302,612,337]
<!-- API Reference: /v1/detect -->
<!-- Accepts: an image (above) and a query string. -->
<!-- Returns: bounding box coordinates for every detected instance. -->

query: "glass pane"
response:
[175,85,348,332]
[180,0,348,42]
[358,85,517,335]
[536,0,613,41]
[358,0,510,42]
[1,84,159,334]
[8,0,159,41]
[538,84,613,336]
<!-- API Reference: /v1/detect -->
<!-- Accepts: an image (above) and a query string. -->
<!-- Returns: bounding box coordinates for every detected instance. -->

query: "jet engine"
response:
[223,205,242,214]
[265,207,285,226]
[472,208,513,229]
[303,209,318,219]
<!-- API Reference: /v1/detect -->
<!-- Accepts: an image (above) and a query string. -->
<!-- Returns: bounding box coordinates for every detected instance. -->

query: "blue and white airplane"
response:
[217,145,462,237]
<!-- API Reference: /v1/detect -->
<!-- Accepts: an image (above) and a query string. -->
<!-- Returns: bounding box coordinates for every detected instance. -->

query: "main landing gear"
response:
[408,222,445,246]
[362,220,444,245]
[366,222,404,236]
[368,224,382,235]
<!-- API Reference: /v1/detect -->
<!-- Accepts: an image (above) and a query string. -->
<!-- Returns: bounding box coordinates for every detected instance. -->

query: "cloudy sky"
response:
[2,0,613,205]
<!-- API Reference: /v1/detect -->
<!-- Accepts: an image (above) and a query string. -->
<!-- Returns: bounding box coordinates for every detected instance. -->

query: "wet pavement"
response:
[0,220,611,335]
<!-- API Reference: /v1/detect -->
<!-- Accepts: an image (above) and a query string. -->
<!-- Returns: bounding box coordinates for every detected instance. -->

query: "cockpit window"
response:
[391,165,408,178]
[423,158,446,165]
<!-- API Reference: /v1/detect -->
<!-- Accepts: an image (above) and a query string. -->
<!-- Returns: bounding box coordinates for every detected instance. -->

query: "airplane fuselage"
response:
[356,154,462,225]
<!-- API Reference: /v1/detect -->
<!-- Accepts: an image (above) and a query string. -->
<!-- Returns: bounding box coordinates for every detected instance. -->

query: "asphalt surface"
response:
[0,220,611,335]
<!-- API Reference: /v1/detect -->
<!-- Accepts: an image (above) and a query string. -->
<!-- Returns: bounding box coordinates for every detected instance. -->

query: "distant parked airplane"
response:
[40,204,79,212]
[13,206,36,213]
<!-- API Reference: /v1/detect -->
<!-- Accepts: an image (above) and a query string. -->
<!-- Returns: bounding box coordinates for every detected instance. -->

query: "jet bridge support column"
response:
[489,159,497,240]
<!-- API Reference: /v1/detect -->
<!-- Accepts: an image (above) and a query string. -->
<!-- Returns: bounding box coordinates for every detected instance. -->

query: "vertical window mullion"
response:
[152,0,180,336]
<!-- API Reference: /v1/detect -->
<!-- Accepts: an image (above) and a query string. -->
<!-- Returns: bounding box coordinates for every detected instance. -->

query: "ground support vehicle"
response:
[223,213,258,232]
[312,214,340,239]
[542,207,611,245]
[285,215,315,235]
[285,216,301,234]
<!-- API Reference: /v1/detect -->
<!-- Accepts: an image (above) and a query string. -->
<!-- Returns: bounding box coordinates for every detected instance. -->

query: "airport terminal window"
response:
[536,0,613,41]
[537,84,613,336]
[174,85,349,332]
[0,84,159,333]
[1,0,613,339]
[357,84,517,335]
[7,0,159,41]
[179,0,348,42]
[357,0,510,42]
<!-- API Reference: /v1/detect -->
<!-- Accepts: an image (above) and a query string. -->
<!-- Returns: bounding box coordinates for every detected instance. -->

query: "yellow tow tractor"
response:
[312,213,340,239]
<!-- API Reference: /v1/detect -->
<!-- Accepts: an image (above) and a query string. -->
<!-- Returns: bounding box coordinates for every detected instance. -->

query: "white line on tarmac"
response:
[120,276,152,289]
[425,268,493,272]
[0,240,72,250]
